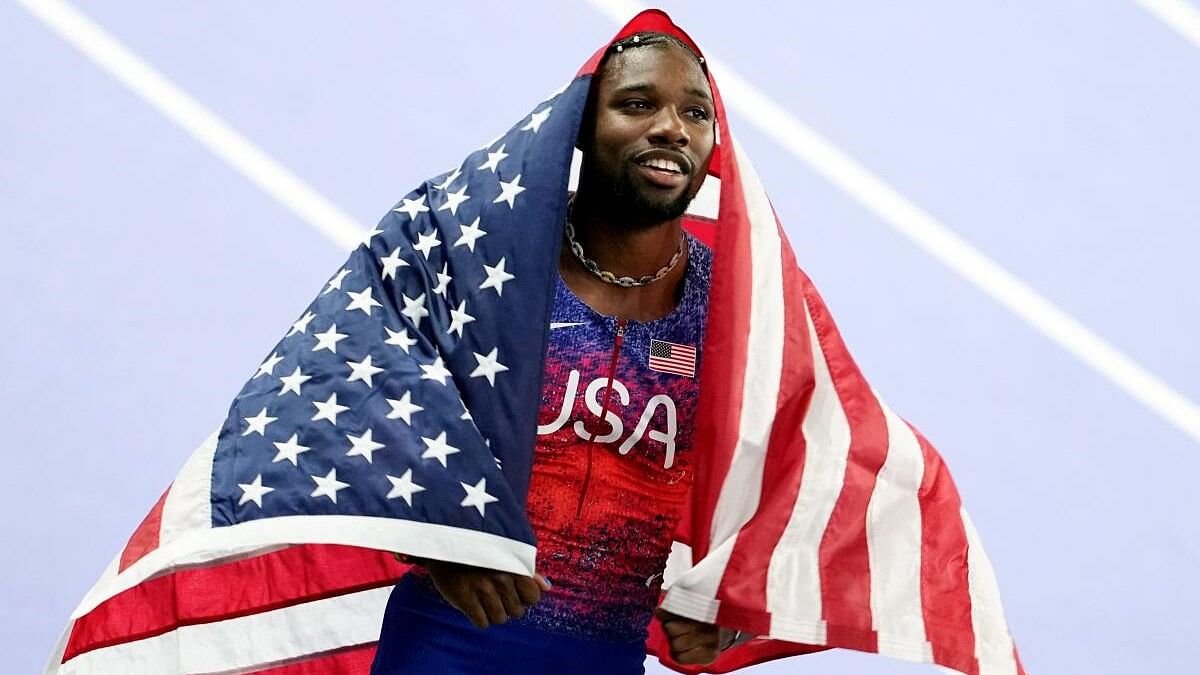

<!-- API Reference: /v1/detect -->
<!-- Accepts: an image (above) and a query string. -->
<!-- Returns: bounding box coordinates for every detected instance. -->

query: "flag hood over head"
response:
[46,10,1024,675]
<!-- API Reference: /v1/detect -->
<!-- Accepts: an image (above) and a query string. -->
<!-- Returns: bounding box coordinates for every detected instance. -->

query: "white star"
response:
[413,230,442,259]
[380,247,409,280]
[447,299,476,338]
[479,257,515,296]
[433,262,452,298]
[312,324,349,354]
[278,366,312,396]
[311,393,350,425]
[385,326,417,353]
[310,468,350,504]
[401,292,430,329]
[460,477,499,517]
[238,474,274,508]
[386,469,426,507]
[419,356,451,385]
[521,107,552,133]
[386,390,424,425]
[254,351,284,379]
[393,195,430,220]
[493,174,526,208]
[324,268,351,295]
[454,217,487,251]
[345,428,386,463]
[346,287,383,316]
[420,431,461,468]
[433,166,461,190]
[470,347,509,386]
[346,354,384,387]
[286,311,317,337]
[437,184,470,216]
[478,143,508,173]
[272,433,310,465]
[363,225,384,243]
[242,407,277,436]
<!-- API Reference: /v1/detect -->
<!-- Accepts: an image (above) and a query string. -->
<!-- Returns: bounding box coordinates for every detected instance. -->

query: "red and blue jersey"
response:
[403,231,711,644]
[515,231,712,642]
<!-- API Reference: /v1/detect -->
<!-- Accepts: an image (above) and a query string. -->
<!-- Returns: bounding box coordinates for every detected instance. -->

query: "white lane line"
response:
[586,0,1200,444]
[1133,0,1200,48]
[16,0,367,251]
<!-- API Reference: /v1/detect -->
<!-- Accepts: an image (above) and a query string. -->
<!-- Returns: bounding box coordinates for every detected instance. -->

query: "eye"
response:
[686,107,711,121]
[623,99,652,110]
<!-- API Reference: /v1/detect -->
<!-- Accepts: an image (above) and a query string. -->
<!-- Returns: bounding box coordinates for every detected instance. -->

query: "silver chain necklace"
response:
[564,200,686,288]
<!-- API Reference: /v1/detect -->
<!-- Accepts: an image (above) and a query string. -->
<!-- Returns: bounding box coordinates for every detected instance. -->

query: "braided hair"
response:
[599,31,706,72]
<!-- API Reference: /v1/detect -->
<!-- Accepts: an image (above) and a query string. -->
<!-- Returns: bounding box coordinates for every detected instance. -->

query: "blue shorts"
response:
[371,573,647,675]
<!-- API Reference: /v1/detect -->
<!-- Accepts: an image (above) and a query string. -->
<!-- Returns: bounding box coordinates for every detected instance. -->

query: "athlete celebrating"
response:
[371,31,745,674]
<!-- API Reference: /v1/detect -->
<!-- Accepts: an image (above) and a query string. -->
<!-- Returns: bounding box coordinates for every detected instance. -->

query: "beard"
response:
[580,158,697,230]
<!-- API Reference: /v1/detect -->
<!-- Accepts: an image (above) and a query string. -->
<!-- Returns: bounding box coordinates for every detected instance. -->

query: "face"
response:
[578,42,716,228]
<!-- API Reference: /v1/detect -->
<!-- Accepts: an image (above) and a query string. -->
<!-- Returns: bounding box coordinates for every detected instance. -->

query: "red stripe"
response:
[64,544,407,662]
[802,277,888,654]
[686,72,754,563]
[245,643,378,675]
[119,485,170,572]
[1014,644,1028,675]
[712,231,814,636]
[910,422,978,674]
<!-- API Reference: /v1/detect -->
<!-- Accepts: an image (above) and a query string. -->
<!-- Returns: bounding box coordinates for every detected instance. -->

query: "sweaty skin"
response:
[418,40,733,665]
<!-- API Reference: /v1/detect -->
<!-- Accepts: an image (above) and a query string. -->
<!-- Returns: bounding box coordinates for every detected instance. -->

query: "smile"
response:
[637,157,684,174]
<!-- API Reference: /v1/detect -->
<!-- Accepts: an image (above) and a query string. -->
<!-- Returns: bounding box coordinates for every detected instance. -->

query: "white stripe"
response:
[763,308,847,645]
[568,148,721,219]
[159,429,219,546]
[56,586,390,674]
[71,514,536,619]
[16,0,367,251]
[584,0,1200,446]
[661,539,692,589]
[663,136,784,621]
[868,403,932,662]
[1133,0,1200,48]
[711,136,785,548]
[962,509,1019,675]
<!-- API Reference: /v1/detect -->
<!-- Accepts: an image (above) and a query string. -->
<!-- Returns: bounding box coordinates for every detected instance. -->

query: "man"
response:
[371,31,741,674]
[46,11,1022,675]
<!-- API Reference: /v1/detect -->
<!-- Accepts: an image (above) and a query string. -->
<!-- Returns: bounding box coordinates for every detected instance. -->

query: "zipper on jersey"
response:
[575,317,627,519]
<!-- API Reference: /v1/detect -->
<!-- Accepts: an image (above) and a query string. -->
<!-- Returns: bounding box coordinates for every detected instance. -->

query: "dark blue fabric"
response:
[370,573,646,675]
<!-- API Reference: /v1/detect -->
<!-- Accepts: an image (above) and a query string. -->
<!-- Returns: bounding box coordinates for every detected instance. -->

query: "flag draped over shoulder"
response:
[47,10,1024,675]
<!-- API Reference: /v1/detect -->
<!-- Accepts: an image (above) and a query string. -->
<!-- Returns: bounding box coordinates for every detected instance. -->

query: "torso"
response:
[407,232,712,643]
[518,231,711,641]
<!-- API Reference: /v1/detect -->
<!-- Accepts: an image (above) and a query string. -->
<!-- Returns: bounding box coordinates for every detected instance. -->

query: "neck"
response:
[569,189,683,279]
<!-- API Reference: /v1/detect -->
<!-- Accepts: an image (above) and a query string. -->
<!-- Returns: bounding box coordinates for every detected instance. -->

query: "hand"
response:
[654,607,729,665]
[424,558,552,629]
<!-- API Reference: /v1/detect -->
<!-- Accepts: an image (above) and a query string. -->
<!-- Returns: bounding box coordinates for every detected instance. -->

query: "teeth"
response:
[642,157,682,173]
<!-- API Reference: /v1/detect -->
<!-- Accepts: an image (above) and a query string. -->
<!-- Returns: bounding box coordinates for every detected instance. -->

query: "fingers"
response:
[496,575,526,620]
[673,644,719,665]
[656,611,721,665]
[477,581,509,626]
[424,560,549,629]
[513,574,543,607]
[455,593,490,630]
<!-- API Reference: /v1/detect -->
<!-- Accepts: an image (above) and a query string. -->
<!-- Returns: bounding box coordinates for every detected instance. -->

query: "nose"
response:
[646,106,689,147]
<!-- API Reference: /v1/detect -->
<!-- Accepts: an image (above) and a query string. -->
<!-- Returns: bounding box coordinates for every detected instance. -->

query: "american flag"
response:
[47,10,1024,675]
[649,339,698,378]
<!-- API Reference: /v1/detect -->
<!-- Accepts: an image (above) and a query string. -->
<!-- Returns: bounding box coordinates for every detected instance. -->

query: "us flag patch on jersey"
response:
[649,338,697,378]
